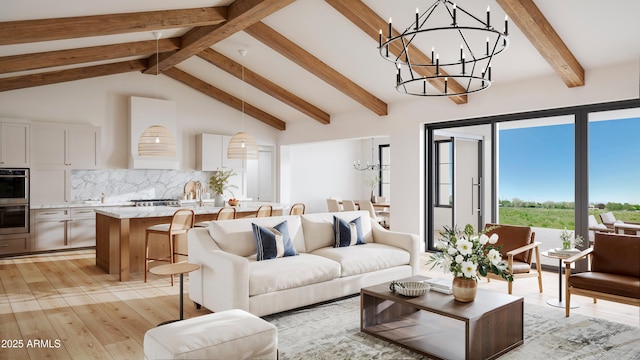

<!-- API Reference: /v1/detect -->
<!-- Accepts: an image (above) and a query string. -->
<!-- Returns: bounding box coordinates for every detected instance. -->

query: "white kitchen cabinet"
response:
[33,209,69,251]
[69,208,96,248]
[30,122,100,205]
[33,207,97,251]
[196,133,244,171]
[31,122,100,169]
[0,120,30,168]
[30,168,69,205]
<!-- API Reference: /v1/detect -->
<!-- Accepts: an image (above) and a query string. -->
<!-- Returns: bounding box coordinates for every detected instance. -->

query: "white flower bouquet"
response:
[427,224,514,282]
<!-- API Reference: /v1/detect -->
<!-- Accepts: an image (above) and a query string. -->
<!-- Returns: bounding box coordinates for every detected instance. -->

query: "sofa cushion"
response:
[247,253,341,296]
[569,272,640,299]
[333,216,364,247]
[311,243,410,277]
[252,223,284,261]
[302,211,373,253]
[209,215,305,257]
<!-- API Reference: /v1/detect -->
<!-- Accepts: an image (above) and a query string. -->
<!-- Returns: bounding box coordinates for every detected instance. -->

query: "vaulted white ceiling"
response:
[1,0,639,128]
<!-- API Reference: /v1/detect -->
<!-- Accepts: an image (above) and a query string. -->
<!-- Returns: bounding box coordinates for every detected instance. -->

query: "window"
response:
[378,144,391,199]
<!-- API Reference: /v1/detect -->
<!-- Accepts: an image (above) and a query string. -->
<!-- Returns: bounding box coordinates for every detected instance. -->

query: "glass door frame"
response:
[424,98,639,270]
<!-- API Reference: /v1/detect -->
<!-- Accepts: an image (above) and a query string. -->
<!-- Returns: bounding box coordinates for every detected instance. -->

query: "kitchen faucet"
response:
[195,181,203,207]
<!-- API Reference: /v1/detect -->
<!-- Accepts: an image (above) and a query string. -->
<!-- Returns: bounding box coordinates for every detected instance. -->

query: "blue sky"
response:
[498,117,640,204]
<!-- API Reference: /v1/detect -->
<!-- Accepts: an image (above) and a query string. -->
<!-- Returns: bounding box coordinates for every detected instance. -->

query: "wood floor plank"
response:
[1,249,638,359]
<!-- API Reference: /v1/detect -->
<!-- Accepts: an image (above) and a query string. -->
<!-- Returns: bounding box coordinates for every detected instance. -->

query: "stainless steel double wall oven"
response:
[0,168,29,235]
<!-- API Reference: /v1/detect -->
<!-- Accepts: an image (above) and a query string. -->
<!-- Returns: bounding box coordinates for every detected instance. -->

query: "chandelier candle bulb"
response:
[486,37,490,55]
[436,53,439,75]
[431,47,435,64]
[444,77,448,93]
[415,8,419,30]
[488,65,492,81]
[462,53,466,74]
[378,29,382,48]
[460,44,463,62]
[388,18,392,38]
[505,15,509,35]
[453,4,457,25]
[487,6,490,28]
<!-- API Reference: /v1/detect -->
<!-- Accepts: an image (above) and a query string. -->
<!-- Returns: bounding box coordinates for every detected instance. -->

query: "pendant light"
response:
[138,31,176,157]
[227,50,259,160]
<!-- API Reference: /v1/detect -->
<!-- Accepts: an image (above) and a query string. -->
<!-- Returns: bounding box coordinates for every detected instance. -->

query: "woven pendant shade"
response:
[138,125,177,157]
[227,132,258,160]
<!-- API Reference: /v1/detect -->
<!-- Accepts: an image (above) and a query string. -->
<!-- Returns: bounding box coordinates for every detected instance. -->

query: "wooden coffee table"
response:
[361,276,523,360]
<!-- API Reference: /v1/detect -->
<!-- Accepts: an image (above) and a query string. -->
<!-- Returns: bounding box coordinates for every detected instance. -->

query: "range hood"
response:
[129,96,179,169]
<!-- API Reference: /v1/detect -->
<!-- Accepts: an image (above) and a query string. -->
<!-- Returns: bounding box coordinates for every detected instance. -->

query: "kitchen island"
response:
[95,203,285,281]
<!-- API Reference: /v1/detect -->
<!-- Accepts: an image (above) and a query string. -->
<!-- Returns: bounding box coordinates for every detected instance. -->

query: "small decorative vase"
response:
[214,193,225,207]
[562,241,572,250]
[370,190,377,204]
[452,277,477,302]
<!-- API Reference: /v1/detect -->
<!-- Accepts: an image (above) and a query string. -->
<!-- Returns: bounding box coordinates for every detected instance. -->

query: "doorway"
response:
[432,131,483,244]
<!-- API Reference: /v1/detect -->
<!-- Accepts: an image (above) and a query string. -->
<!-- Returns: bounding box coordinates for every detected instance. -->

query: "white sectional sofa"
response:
[187,210,420,317]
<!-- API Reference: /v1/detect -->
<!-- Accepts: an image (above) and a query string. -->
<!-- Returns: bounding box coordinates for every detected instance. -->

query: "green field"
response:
[498,208,640,229]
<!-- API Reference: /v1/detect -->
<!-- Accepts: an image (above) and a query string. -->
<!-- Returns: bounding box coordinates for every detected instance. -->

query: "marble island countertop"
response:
[95,203,287,219]
[31,201,135,210]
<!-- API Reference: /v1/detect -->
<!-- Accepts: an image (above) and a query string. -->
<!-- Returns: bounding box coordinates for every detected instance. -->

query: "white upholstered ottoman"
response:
[143,309,278,360]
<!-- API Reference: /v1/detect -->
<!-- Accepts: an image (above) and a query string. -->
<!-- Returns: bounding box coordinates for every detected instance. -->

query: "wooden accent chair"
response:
[289,203,305,215]
[564,232,640,317]
[484,223,543,295]
[144,208,195,285]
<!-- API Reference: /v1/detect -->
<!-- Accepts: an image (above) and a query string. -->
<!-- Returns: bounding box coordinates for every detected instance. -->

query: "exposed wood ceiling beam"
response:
[198,49,330,125]
[324,0,467,105]
[497,0,584,87]
[245,21,388,116]
[146,0,295,74]
[0,8,227,46]
[0,60,147,92]
[164,67,286,131]
[0,38,180,75]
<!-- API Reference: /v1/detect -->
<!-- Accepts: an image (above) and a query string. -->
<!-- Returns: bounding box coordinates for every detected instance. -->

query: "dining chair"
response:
[145,208,195,285]
[326,199,341,212]
[255,205,273,218]
[289,203,306,215]
[217,206,237,220]
[342,200,357,211]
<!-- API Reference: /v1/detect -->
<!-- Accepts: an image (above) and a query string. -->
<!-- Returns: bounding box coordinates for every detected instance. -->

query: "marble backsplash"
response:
[71,169,213,202]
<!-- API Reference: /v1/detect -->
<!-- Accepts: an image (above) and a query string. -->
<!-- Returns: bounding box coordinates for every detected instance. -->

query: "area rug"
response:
[263,296,640,360]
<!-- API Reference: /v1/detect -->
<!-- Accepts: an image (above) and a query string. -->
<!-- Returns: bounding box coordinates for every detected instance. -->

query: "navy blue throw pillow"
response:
[252,223,284,261]
[274,220,298,257]
[333,216,364,248]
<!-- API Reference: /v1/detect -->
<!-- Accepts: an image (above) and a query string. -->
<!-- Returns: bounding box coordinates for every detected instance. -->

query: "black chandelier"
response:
[379,0,509,97]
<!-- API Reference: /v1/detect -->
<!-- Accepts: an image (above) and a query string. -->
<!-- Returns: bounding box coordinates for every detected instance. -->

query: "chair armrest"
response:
[589,226,614,233]
[563,247,593,266]
[505,241,541,257]
[188,228,250,312]
[371,220,420,275]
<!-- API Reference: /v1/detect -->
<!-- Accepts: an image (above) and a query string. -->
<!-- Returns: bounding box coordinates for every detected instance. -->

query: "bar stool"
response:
[255,205,273,217]
[194,207,236,227]
[145,208,195,285]
[216,206,237,220]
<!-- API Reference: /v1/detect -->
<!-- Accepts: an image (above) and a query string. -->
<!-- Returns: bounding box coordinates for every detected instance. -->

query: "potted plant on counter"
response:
[209,168,238,207]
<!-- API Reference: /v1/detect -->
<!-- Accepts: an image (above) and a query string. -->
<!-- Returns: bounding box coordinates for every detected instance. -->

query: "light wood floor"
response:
[1,250,638,359]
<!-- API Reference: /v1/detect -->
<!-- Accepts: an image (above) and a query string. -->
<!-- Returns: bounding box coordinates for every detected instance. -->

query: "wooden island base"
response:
[96,207,282,281]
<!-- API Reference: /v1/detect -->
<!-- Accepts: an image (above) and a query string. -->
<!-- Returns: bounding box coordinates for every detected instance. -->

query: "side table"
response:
[541,251,579,309]
[149,262,201,325]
